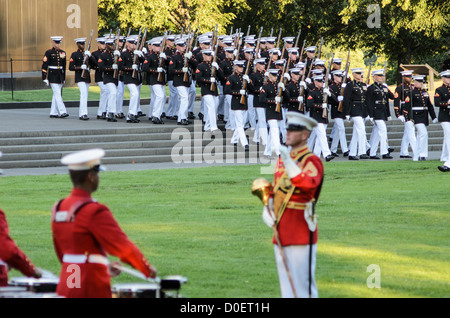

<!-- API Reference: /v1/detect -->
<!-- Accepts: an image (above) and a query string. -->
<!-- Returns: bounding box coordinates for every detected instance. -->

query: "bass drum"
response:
[8,277,59,293]
[111,283,161,298]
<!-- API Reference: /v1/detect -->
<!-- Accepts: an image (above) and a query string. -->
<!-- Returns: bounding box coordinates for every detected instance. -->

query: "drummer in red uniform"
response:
[51,148,157,298]
[0,152,42,286]
[262,112,324,298]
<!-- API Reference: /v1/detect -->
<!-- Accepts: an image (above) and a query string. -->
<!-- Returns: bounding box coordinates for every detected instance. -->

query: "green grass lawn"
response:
[0,85,201,103]
[1,160,449,298]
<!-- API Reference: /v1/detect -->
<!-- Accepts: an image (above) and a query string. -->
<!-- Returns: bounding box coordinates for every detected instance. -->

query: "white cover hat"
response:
[61,148,106,171]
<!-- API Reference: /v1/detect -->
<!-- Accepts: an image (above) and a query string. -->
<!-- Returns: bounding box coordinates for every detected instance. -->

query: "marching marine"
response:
[434,70,450,172]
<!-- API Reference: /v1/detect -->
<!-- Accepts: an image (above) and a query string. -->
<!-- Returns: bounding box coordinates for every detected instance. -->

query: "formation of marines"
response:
[41,27,450,171]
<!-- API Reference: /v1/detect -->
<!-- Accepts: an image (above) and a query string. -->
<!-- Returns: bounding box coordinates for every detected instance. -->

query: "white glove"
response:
[157,67,164,73]
[182,67,188,73]
[242,74,250,83]
[277,82,285,91]
[432,118,438,124]
[262,199,276,228]
[382,83,388,88]
[112,64,118,70]
[447,99,450,105]
[159,52,167,60]
[283,73,291,81]
[322,103,327,109]
[240,89,246,95]
[184,52,193,59]
[264,72,269,78]
[211,62,219,70]
[346,115,350,122]
[341,83,347,88]
[279,145,302,179]
[84,50,91,57]
[387,116,392,121]
[300,81,307,89]
[304,201,317,232]
[132,64,138,70]
[305,78,311,84]
[338,96,344,102]
[210,77,216,83]
[233,49,238,56]
[275,96,282,103]
[297,96,304,103]
[81,64,88,70]
[398,115,405,123]
[134,50,143,57]
[114,50,121,57]
[43,79,49,86]
[323,88,331,96]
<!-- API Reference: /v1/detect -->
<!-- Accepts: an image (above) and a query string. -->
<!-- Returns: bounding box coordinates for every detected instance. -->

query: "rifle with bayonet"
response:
[337,49,351,112]
[113,28,121,80]
[157,31,168,82]
[322,53,335,118]
[298,37,322,111]
[182,26,192,82]
[81,29,94,79]
[131,28,143,79]
[210,25,220,91]
[276,28,283,49]
[240,27,263,104]
[232,29,242,73]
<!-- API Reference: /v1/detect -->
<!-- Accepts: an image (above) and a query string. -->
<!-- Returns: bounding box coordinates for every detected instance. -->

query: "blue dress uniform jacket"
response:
[405,87,437,125]
[248,70,265,108]
[42,47,66,84]
[142,52,168,86]
[329,82,345,119]
[434,84,450,122]
[393,82,412,118]
[118,49,145,85]
[343,80,368,117]
[224,73,248,111]
[282,80,302,113]
[260,80,282,120]
[90,49,104,83]
[195,61,224,96]
[98,50,117,85]
[366,83,394,120]
[69,50,92,84]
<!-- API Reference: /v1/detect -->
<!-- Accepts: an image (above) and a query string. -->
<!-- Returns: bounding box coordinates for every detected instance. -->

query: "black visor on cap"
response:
[287,124,307,131]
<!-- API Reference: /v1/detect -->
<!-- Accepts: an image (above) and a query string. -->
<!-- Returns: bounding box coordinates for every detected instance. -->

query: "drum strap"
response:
[51,198,94,223]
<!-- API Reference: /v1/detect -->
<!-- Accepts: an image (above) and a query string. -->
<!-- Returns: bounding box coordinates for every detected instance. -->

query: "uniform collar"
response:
[70,188,92,198]
[290,145,310,159]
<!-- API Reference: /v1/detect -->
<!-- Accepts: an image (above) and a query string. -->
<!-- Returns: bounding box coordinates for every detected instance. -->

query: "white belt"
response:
[48,66,64,69]
[62,254,109,266]
[412,107,426,111]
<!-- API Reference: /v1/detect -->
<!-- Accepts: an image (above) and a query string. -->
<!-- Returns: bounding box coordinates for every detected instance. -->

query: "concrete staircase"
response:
[0,120,444,169]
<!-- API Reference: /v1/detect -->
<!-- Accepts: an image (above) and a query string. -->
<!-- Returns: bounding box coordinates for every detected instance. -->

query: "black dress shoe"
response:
[382,154,393,159]
[137,111,146,117]
[370,156,380,160]
[325,155,335,162]
[177,119,190,125]
[331,152,339,157]
[343,151,349,157]
[50,115,59,118]
[101,112,107,119]
[388,147,395,153]
[152,118,164,124]
[198,112,204,121]
[359,154,370,159]
[188,112,196,120]
[348,156,359,160]
[400,155,412,158]
[161,112,166,118]
[79,115,89,121]
[419,157,426,161]
[366,149,370,156]
[115,113,125,119]
[244,145,249,151]
[60,113,69,118]
[438,166,450,172]
[107,113,117,122]
[126,115,140,123]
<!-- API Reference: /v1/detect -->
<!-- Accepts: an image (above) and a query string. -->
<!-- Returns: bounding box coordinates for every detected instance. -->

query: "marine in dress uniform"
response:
[260,69,283,157]
[394,71,414,158]
[224,60,250,150]
[51,149,157,298]
[366,69,395,159]
[98,38,120,122]
[249,58,269,147]
[195,49,225,132]
[115,36,127,119]
[435,70,450,172]
[168,38,197,125]
[90,38,109,120]
[42,36,68,118]
[306,75,335,161]
[404,75,438,161]
[328,70,349,157]
[216,36,234,122]
[69,38,91,120]
[262,112,323,298]
[164,35,180,120]
[220,47,238,130]
[303,46,316,79]
[143,38,168,124]
[343,68,370,160]
[118,36,145,123]
[0,151,42,286]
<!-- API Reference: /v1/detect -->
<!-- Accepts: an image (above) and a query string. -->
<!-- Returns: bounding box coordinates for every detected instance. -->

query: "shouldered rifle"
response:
[337,49,351,112]
[246,25,251,38]
[316,36,324,60]
[157,31,168,82]
[113,28,121,79]
[275,52,291,112]
[276,28,283,48]
[232,29,242,73]
[298,39,320,112]
[183,27,192,83]
[240,27,263,104]
[294,29,301,48]
[132,27,147,79]
[322,53,335,118]
[366,62,372,85]
[131,28,142,79]
[81,29,94,79]
[210,25,220,91]
[299,39,306,63]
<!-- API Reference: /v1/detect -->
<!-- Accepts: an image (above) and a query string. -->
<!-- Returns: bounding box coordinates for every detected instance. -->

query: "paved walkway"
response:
[0,102,444,176]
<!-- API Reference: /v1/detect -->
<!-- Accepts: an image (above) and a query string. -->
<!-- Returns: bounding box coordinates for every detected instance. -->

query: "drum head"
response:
[9,277,59,293]
[111,283,160,298]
